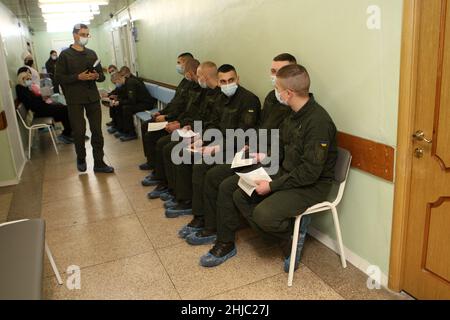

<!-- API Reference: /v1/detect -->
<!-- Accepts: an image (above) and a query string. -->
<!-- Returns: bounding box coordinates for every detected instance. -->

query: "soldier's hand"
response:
[255,180,271,196]
[155,115,166,122]
[78,70,91,81]
[165,121,180,133]
[201,145,220,156]
[89,71,99,80]
[250,153,267,164]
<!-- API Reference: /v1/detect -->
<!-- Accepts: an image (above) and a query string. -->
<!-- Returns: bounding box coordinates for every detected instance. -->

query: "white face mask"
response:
[51,55,58,60]
[221,83,238,97]
[176,64,184,75]
[24,79,32,87]
[198,79,208,89]
[271,75,277,86]
[275,88,289,106]
[78,37,89,46]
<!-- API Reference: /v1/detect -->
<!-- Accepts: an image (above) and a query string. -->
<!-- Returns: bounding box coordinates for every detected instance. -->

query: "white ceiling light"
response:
[40,4,100,14]
[39,0,109,5]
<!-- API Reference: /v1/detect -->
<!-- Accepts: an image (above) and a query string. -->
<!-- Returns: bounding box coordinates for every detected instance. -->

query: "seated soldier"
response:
[139,52,195,172]
[164,64,261,218]
[112,68,157,141]
[199,64,338,270]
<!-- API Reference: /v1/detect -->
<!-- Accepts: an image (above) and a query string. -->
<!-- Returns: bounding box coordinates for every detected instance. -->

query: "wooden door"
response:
[402,0,450,300]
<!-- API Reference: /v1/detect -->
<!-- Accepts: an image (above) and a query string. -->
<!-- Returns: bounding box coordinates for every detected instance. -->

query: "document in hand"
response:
[185,139,203,153]
[236,167,272,197]
[147,121,168,132]
[231,151,255,169]
[177,129,199,138]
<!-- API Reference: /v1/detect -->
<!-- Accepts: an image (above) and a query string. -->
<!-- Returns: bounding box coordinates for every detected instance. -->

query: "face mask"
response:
[176,64,185,75]
[115,83,122,89]
[24,80,32,87]
[221,83,238,97]
[51,55,58,60]
[275,88,289,106]
[198,80,208,89]
[271,75,276,86]
[78,37,89,46]
[25,60,33,67]
[185,75,192,82]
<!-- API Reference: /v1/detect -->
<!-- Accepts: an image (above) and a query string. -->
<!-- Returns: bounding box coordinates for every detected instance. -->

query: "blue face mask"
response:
[24,80,32,87]
[176,64,184,75]
[271,75,277,86]
[221,83,238,97]
[275,88,288,106]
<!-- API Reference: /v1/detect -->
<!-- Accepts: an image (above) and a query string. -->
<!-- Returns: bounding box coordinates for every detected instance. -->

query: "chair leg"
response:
[45,242,63,285]
[48,126,59,155]
[28,129,32,160]
[331,206,347,268]
[287,215,302,287]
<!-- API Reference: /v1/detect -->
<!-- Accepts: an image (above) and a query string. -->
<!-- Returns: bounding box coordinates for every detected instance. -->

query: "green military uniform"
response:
[152,82,203,183]
[223,94,338,244]
[168,86,223,201]
[55,45,105,162]
[189,85,261,215]
[141,78,195,168]
[202,90,291,231]
[119,76,156,134]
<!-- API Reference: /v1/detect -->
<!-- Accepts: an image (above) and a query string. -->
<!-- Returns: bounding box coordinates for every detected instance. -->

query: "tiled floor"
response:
[3,109,411,300]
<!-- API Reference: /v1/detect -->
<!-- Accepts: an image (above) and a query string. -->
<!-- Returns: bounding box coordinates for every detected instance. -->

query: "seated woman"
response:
[16,71,73,144]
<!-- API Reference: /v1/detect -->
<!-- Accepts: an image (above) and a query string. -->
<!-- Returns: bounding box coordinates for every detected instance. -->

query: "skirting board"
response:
[308,226,389,288]
[0,158,26,187]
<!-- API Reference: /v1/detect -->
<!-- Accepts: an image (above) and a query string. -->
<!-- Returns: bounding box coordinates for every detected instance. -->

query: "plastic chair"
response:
[16,103,58,159]
[287,147,352,286]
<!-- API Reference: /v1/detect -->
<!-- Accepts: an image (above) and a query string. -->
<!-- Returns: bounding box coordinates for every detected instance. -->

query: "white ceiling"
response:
[0,0,135,32]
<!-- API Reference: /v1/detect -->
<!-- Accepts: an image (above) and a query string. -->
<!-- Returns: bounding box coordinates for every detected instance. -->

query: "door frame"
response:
[389,0,430,291]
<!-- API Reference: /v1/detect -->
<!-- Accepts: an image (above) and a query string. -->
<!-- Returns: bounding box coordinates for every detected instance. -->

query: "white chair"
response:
[287,147,352,286]
[16,103,59,159]
[0,219,63,288]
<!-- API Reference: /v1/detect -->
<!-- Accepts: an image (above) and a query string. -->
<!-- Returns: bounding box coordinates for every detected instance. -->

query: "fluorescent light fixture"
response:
[39,0,109,5]
[40,4,100,14]
[43,13,95,21]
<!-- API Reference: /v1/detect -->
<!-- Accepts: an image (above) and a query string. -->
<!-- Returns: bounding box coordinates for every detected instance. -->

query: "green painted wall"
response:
[0,1,31,184]
[114,0,403,275]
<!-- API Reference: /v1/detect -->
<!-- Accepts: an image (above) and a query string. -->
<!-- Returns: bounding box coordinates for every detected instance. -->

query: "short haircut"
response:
[17,66,30,75]
[108,64,117,70]
[200,61,218,78]
[111,72,123,81]
[178,52,194,59]
[73,23,89,34]
[273,53,297,64]
[218,64,236,74]
[50,50,57,55]
[119,66,131,77]
[184,58,200,73]
[276,64,310,97]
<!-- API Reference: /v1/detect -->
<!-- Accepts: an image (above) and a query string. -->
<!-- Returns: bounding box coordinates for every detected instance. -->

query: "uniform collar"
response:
[292,93,315,119]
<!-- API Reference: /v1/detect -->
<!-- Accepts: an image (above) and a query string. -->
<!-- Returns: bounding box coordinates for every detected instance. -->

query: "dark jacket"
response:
[119,76,156,108]
[269,94,338,192]
[55,45,105,105]
[45,58,57,79]
[160,78,193,121]
[15,84,47,113]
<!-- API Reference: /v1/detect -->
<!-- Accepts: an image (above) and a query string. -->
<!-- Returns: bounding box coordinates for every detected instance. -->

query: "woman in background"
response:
[16,71,73,144]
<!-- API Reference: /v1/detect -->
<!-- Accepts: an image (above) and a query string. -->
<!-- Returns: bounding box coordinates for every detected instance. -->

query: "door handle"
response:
[412,130,432,144]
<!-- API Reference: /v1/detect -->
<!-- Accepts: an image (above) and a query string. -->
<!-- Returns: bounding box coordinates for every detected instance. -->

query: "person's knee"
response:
[219,176,236,197]
[253,204,276,231]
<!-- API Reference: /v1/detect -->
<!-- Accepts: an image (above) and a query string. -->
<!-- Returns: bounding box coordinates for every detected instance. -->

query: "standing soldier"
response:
[55,23,114,173]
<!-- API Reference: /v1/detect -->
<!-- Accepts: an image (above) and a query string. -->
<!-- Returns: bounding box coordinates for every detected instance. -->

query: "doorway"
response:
[390,0,450,299]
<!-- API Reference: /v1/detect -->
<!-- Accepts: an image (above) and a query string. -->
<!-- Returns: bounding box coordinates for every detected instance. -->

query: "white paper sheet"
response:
[177,129,199,138]
[147,121,168,132]
[231,151,255,169]
[236,167,272,197]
